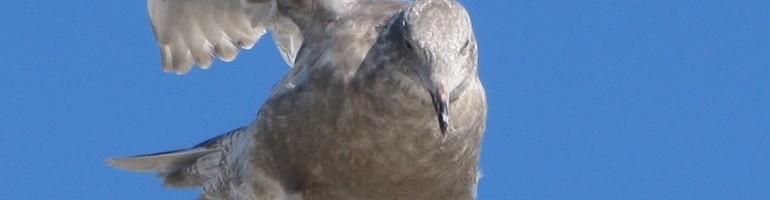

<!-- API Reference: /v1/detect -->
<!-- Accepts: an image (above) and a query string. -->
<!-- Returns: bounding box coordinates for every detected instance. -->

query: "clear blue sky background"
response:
[1,1,768,199]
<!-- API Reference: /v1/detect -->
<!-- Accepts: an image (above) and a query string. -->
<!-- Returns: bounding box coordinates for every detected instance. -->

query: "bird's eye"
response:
[459,40,470,52]
[404,40,414,50]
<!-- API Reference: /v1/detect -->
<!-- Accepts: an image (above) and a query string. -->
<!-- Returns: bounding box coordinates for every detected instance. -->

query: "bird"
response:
[108,0,487,199]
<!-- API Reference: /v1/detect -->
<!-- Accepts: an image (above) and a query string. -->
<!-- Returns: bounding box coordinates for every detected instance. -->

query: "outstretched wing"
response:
[148,0,301,74]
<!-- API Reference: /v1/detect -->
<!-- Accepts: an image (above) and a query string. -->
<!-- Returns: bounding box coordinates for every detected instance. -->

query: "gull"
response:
[108,0,487,199]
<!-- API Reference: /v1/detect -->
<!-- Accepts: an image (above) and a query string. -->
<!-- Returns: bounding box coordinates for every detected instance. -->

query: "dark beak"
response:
[431,87,449,135]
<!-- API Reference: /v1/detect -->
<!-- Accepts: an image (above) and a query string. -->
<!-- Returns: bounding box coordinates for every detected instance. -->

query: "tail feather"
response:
[107,127,251,188]
[107,147,219,172]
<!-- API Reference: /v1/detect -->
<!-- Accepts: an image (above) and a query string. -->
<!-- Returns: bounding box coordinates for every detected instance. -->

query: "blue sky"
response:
[1,0,769,199]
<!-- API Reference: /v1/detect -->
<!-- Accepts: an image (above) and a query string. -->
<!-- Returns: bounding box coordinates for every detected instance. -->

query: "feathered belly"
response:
[260,80,481,199]
[297,104,475,199]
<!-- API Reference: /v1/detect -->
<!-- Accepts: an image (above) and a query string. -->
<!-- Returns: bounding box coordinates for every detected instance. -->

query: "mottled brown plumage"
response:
[108,0,486,199]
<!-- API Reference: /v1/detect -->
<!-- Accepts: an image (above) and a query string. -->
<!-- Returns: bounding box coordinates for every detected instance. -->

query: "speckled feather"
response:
[108,0,486,199]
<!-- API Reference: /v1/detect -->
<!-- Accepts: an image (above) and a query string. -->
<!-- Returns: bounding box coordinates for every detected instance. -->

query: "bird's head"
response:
[383,0,478,134]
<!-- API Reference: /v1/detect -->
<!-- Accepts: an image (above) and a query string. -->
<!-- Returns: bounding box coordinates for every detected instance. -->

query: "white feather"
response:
[147,0,297,74]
